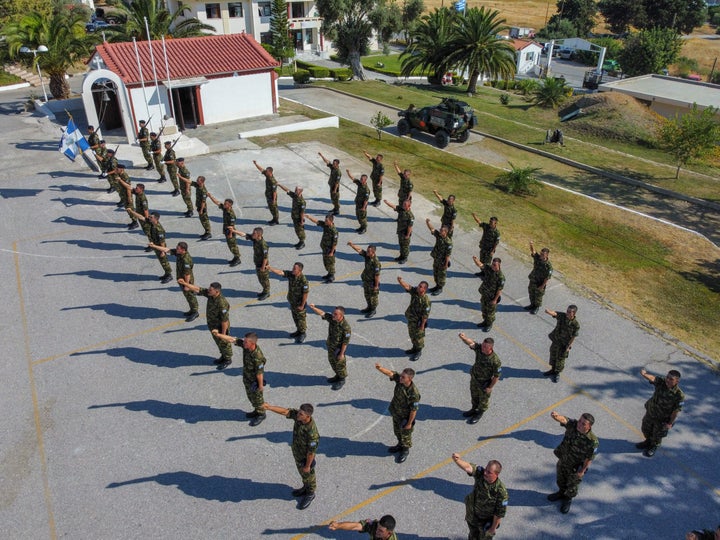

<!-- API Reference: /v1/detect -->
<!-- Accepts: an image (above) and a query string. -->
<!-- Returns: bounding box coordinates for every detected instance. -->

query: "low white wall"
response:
[238,116,338,138]
[200,72,274,124]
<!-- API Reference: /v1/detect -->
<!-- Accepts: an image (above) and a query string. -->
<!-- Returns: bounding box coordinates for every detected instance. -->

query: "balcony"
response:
[288,17,322,30]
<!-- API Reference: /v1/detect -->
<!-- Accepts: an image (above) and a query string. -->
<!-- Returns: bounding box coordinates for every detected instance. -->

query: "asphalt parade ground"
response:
[1,94,719,540]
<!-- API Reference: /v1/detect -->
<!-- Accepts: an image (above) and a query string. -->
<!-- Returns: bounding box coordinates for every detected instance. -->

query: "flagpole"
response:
[144,17,163,128]
[161,35,176,122]
[133,37,153,130]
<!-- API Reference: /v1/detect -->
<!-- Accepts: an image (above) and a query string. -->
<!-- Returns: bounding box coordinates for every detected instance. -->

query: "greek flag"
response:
[455,0,466,11]
[59,119,90,162]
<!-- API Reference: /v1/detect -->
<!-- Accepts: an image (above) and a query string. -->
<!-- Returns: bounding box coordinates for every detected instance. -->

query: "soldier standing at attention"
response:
[306,213,338,283]
[136,120,153,170]
[253,160,279,225]
[347,241,381,318]
[393,161,413,205]
[426,218,452,296]
[526,242,552,314]
[179,175,211,240]
[472,214,500,269]
[206,191,241,267]
[232,227,270,300]
[452,454,508,539]
[458,334,501,425]
[329,515,397,539]
[636,369,685,458]
[309,304,351,390]
[277,183,306,249]
[547,411,599,514]
[176,158,194,218]
[86,126,101,174]
[148,241,199,322]
[262,402,319,510]
[162,140,180,196]
[95,139,109,184]
[375,364,420,464]
[213,331,267,426]
[268,262,309,344]
[363,151,384,206]
[104,148,120,202]
[126,209,173,284]
[433,189,457,237]
[473,257,505,332]
[543,305,580,383]
[149,132,167,183]
[397,276,430,361]
[318,152,341,215]
[383,198,414,264]
[177,280,233,370]
[346,169,370,234]
[114,163,133,218]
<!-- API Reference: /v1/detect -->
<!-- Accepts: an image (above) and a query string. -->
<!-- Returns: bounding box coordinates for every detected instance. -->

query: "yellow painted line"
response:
[15,242,57,540]
[290,392,581,540]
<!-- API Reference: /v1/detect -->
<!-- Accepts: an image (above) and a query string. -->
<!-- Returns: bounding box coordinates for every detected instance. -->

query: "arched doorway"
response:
[91,79,123,132]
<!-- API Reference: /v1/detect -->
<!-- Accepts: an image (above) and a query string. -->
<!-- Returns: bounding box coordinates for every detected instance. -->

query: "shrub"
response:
[308,66,330,78]
[293,70,311,84]
[517,79,540,95]
[330,67,352,81]
[500,94,510,105]
[494,163,542,195]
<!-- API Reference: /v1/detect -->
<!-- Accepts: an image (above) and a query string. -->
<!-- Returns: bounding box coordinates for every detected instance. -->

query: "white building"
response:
[168,0,330,56]
[82,34,280,144]
[512,39,543,75]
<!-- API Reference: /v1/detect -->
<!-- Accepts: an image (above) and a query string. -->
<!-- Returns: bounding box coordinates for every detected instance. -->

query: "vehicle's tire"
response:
[457,130,470,143]
[435,130,450,148]
[468,116,476,129]
[397,118,410,136]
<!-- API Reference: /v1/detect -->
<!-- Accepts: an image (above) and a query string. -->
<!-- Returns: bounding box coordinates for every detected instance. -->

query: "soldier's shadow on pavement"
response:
[416,361,469,375]
[46,171,99,180]
[0,188,44,198]
[507,486,549,507]
[501,366,546,380]
[370,475,467,503]
[351,342,408,358]
[316,397,388,415]
[261,526,449,540]
[71,347,208,369]
[16,140,60,151]
[106,471,292,502]
[489,428,557,450]
[191,255,236,267]
[46,270,156,283]
[420,402,466,421]
[49,183,108,193]
[317,435,389,458]
[51,196,117,207]
[49,218,128,230]
[62,302,179,320]
[434,297,478,311]
[263,371,329,388]
[89,399,240,423]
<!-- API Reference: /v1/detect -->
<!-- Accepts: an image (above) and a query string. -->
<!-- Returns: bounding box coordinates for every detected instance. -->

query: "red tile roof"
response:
[511,39,542,51]
[94,34,280,85]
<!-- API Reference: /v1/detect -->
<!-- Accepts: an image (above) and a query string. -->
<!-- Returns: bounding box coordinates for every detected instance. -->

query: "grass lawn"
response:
[360,53,428,76]
[260,99,720,362]
[0,71,23,86]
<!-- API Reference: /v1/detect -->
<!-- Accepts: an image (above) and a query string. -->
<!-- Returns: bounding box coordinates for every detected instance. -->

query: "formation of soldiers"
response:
[85,123,687,536]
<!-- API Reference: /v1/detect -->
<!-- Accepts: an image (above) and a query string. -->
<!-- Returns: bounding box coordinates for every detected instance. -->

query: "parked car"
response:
[86,20,111,32]
[397,98,476,148]
[557,48,574,60]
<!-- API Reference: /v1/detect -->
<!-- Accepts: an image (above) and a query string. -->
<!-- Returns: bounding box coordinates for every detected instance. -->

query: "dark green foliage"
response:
[293,69,311,83]
[619,28,682,77]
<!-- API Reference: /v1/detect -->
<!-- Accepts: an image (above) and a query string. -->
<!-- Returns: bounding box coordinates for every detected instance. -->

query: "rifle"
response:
[157,122,166,139]
[169,134,182,150]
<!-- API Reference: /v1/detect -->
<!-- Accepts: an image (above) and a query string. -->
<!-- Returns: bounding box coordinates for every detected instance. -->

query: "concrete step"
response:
[3,63,42,85]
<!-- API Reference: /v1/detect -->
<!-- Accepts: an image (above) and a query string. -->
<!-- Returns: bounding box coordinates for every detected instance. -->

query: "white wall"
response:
[200,73,274,124]
[128,85,172,133]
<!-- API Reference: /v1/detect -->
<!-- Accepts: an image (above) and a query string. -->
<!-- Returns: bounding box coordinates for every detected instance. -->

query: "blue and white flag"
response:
[455,0,466,12]
[59,119,90,162]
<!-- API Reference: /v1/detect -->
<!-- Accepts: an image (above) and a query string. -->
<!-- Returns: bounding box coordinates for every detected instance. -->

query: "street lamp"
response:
[19,45,49,102]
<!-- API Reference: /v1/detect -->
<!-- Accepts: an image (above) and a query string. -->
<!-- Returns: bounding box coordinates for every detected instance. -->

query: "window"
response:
[228,2,243,17]
[205,3,220,18]
[260,32,272,44]
[525,51,535,62]
[258,2,271,16]
[291,3,304,18]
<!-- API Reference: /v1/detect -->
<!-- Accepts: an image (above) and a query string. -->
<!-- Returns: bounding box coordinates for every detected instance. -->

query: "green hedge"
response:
[308,66,330,78]
[329,67,352,81]
[293,69,311,84]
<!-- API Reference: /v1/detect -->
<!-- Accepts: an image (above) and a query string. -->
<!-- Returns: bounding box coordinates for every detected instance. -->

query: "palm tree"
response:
[107,0,214,42]
[4,7,96,99]
[400,7,457,80]
[494,163,542,195]
[532,77,570,108]
[443,6,516,94]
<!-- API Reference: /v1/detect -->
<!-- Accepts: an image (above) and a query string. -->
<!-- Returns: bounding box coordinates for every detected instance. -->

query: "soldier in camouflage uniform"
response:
[149,132,167,183]
[104,148,120,202]
[426,218,452,296]
[384,198,414,264]
[114,163,132,215]
[375,364,420,463]
[309,304,351,390]
[233,227,270,300]
[214,331,267,426]
[318,152,341,215]
[547,411,599,514]
[306,214,338,282]
[397,276,430,361]
[346,170,370,234]
[162,140,180,196]
[124,183,152,244]
[526,242,553,314]
[543,305,580,383]
[207,191,241,266]
[393,161,413,205]
[136,120,153,170]
[263,402,319,510]
[95,140,110,185]
[473,257,505,332]
[268,262,309,343]
[278,183,306,249]
[125,209,173,283]
[458,334,501,425]
[179,280,233,370]
[363,151,384,206]
[176,158,194,218]
[86,126,101,175]
[472,214,500,268]
[347,241,381,318]
[329,515,397,539]
[178,175,211,240]
[452,454,508,539]
[636,369,685,458]
[433,189,457,237]
[253,160,279,225]
[149,241,199,322]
